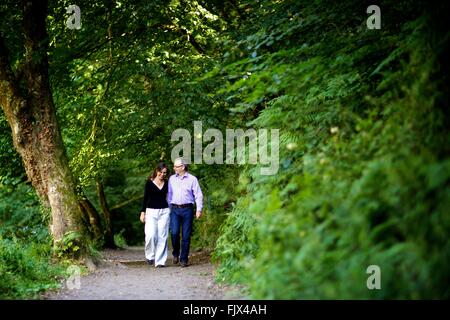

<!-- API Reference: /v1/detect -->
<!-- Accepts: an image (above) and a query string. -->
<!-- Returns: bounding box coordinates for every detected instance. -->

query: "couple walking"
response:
[139,158,203,268]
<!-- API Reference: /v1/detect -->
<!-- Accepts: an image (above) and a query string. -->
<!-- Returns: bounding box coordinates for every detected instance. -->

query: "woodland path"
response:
[42,246,245,300]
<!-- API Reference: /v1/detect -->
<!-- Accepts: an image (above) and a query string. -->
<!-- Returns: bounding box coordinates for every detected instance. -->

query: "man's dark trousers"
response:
[170,206,194,263]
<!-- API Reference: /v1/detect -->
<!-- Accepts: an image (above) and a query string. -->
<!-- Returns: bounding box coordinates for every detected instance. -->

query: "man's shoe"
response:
[156,265,166,268]
[172,256,179,265]
[180,261,188,268]
[147,259,154,265]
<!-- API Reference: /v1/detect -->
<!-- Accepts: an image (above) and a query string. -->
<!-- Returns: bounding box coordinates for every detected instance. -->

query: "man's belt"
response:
[171,203,194,208]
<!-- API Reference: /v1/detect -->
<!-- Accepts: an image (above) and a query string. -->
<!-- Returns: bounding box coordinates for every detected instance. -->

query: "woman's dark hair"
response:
[149,162,169,181]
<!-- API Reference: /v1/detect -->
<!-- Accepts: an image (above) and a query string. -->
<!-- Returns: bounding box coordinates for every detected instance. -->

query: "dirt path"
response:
[42,247,246,300]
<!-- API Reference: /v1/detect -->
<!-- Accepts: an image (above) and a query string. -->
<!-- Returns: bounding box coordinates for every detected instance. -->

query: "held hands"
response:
[196,211,202,220]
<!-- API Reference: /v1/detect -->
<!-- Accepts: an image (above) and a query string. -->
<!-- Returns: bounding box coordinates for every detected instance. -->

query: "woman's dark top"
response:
[141,179,169,211]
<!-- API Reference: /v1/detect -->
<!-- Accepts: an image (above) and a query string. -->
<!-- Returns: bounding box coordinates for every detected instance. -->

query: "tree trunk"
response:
[79,197,103,241]
[96,179,116,248]
[0,0,86,248]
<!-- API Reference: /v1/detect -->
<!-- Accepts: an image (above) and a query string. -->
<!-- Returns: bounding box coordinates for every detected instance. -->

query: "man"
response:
[168,158,203,267]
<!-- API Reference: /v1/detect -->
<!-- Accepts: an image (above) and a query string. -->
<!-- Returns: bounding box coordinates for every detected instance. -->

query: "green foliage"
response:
[1,0,448,300]
[53,231,83,259]
[114,229,128,248]
[0,179,47,241]
[213,0,450,299]
[46,0,233,249]
[1,0,239,298]
[0,181,64,299]
[0,236,64,299]
[190,164,240,250]
[0,114,24,183]
[213,195,258,283]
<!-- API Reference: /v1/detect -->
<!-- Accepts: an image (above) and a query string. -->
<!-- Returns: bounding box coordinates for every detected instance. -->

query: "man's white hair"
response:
[174,157,187,166]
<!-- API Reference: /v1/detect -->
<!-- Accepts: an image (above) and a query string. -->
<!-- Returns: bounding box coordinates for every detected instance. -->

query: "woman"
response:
[140,162,169,268]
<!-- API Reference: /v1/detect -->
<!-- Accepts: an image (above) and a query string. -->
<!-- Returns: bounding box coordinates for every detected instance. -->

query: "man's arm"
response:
[192,177,203,218]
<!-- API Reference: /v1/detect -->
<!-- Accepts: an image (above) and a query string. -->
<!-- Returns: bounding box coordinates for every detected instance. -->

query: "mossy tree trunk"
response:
[0,0,86,249]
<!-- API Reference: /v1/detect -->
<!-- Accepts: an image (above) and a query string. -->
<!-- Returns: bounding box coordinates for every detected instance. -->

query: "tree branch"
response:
[110,195,142,211]
[177,27,206,54]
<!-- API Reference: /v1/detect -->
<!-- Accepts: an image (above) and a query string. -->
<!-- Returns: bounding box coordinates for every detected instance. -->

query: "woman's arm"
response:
[140,180,149,223]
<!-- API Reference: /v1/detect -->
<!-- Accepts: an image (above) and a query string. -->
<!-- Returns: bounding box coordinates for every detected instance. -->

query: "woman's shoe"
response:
[147,259,154,265]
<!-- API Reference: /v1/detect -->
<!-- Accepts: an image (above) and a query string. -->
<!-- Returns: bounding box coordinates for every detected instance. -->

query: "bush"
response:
[0,236,64,299]
[213,0,449,299]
